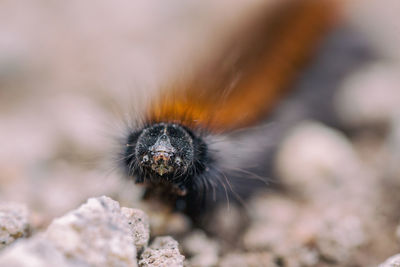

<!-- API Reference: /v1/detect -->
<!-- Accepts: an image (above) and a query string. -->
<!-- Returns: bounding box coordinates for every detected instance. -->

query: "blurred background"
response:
[0,0,400,266]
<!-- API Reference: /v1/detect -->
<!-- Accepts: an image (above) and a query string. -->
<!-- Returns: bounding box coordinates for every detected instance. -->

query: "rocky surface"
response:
[139,236,184,267]
[0,196,155,267]
[121,207,150,253]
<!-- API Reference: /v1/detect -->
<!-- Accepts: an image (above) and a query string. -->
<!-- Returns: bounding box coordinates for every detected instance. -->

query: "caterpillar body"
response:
[121,0,366,221]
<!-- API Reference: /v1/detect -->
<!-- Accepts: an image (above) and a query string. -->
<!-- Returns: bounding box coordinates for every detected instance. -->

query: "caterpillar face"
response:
[125,123,209,196]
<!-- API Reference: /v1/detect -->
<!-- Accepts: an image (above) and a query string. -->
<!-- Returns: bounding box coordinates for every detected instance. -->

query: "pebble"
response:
[275,121,362,198]
[139,236,185,267]
[121,207,150,252]
[0,235,72,267]
[380,254,400,267]
[0,203,30,249]
[335,63,400,127]
[315,213,366,262]
[182,230,219,267]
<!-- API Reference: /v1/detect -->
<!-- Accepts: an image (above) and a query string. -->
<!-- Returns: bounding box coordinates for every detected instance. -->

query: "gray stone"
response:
[380,254,400,267]
[182,230,219,267]
[315,214,366,262]
[121,207,150,252]
[335,63,400,127]
[0,196,144,267]
[0,235,74,267]
[0,203,30,249]
[45,196,138,266]
[139,236,184,267]
[274,120,375,217]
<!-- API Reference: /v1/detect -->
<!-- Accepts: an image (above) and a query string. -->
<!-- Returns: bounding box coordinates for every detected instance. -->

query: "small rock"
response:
[0,235,72,267]
[335,63,400,127]
[0,203,30,249]
[0,196,146,267]
[45,196,137,266]
[182,230,219,267]
[139,236,185,267]
[294,247,320,267]
[247,193,297,226]
[243,222,285,251]
[315,213,366,262]
[242,194,300,252]
[275,121,362,198]
[121,207,150,252]
[380,254,400,267]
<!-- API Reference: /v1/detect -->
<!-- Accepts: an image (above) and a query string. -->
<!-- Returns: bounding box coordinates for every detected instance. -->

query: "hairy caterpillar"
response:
[120,0,366,220]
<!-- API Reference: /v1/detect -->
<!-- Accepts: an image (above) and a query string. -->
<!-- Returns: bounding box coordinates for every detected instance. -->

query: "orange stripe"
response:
[148,0,340,133]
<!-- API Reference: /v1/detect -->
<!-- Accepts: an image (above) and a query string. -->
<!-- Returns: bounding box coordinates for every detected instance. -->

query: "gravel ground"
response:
[0,1,400,266]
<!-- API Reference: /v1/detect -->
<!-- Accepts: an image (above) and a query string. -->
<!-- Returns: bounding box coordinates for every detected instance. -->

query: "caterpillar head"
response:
[125,123,209,195]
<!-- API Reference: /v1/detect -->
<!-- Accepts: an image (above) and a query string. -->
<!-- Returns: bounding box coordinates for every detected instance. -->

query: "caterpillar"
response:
[120,0,364,221]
